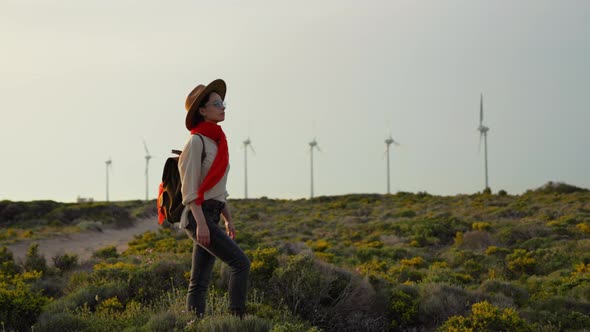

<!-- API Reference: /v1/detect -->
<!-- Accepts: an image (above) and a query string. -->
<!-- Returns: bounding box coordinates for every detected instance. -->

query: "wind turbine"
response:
[477,94,490,191]
[143,140,152,201]
[385,135,400,194]
[243,137,255,199]
[105,158,112,202]
[309,138,321,198]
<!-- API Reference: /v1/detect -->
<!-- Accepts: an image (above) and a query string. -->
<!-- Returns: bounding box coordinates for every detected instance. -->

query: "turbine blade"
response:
[143,140,150,156]
[480,94,483,126]
[249,144,256,155]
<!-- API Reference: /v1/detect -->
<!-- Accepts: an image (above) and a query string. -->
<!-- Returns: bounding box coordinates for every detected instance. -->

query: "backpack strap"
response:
[196,134,206,163]
[171,134,206,163]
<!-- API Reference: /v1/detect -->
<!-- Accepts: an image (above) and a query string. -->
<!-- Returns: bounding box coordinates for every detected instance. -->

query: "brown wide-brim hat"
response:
[185,79,227,130]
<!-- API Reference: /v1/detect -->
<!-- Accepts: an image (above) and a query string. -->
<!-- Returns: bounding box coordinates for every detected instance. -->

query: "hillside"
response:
[1,183,589,331]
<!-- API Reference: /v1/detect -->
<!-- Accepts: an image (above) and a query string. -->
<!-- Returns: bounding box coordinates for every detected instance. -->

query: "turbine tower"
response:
[243,137,255,199]
[385,135,400,194]
[105,158,112,202]
[309,138,321,198]
[143,140,152,201]
[477,94,490,191]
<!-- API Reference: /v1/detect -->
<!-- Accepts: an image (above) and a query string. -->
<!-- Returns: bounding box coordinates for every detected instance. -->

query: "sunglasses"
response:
[207,100,226,109]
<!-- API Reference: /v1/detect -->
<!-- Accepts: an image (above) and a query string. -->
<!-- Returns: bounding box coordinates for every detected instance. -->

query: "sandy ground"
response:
[6,216,163,264]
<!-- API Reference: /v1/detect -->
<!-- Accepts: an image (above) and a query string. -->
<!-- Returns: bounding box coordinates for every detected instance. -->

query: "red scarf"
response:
[190,121,229,205]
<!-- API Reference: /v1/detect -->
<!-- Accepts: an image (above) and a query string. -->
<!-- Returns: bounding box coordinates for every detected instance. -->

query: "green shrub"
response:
[389,285,419,330]
[93,245,119,259]
[523,296,590,330]
[271,254,322,317]
[0,200,59,226]
[0,246,19,275]
[430,217,470,244]
[485,245,511,257]
[323,266,386,330]
[65,270,93,292]
[77,220,103,232]
[33,274,66,299]
[388,265,425,283]
[519,237,553,250]
[448,250,486,271]
[33,311,90,332]
[423,263,474,286]
[355,247,383,261]
[497,224,551,245]
[478,280,529,306]
[532,181,588,194]
[271,322,321,332]
[42,281,129,315]
[396,209,416,218]
[140,311,179,332]
[47,202,133,226]
[130,201,157,219]
[24,243,47,273]
[417,191,431,198]
[271,254,387,331]
[188,314,272,332]
[418,283,481,327]
[128,259,188,303]
[460,231,493,251]
[52,253,78,272]
[531,247,576,276]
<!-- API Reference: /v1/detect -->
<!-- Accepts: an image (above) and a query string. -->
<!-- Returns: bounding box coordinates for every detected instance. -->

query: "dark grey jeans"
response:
[184,200,250,316]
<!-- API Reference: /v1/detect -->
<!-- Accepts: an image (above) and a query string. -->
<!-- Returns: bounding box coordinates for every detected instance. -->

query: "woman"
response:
[178,79,250,318]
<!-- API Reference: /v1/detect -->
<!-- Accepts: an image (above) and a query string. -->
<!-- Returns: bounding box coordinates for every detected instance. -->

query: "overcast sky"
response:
[1,0,589,202]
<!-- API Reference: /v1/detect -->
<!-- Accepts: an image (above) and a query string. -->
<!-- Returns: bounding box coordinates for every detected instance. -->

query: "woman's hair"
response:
[198,92,213,109]
[193,92,213,124]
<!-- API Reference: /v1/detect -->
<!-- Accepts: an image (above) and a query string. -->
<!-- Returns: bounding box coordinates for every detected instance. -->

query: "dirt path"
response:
[6,217,163,264]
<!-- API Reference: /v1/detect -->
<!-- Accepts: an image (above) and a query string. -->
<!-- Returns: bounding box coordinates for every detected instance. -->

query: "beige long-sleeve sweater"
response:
[177,134,229,229]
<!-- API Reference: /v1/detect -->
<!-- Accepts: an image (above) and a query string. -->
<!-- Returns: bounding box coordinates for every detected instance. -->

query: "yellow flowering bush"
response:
[576,223,590,234]
[248,247,279,289]
[96,296,124,315]
[439,301,532,332]
[0,271,50,331]
[506,249,536,276]
[471,222,491,231]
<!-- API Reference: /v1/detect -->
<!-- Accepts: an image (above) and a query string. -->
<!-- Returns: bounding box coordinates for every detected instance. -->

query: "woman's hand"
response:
[189,203,210,246]
[196,221,210,246]
[225,219,236,240]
